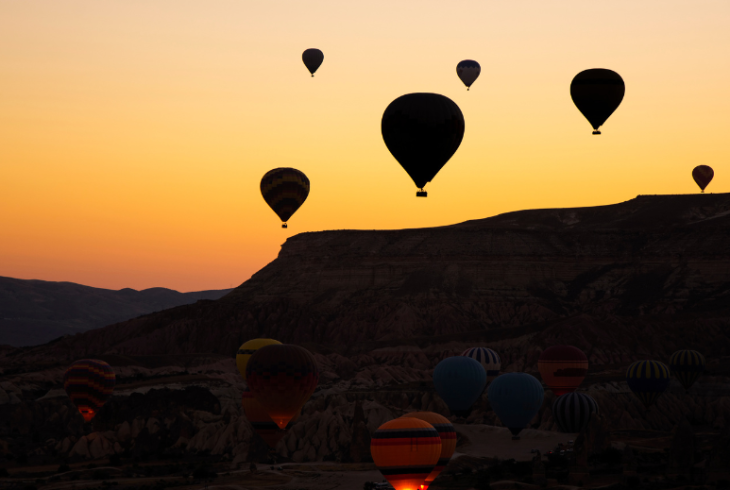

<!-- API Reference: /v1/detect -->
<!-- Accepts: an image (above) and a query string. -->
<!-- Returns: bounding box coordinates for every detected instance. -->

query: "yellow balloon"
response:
[235,338,281,381]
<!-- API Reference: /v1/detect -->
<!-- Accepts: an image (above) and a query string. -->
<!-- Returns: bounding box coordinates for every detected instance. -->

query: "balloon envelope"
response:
[552,392,598,433]
[260,168,310,226]
[236,338,281,382]
[570,69,625,134]
[63,359,116,422]
[538,345,588,396]
[669,350,705,391]
[487,372,544,437]
[456,60,481,89]
[371,418,441,490]
[242,388,298,448]
[433,356,486,415]
[461,347,501,382]
[381,93,465,193]
[302,48,324,76]
[400,412,456,489]
[246,344,319,429]
[626,360,671,407]
[692,165,714,192]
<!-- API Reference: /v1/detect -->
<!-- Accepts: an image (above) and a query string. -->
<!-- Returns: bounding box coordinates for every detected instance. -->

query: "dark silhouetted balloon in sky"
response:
[692,165,714,192]
[302,48,324,76]
[382,93,465,197]
[626,360,671,408]
[571,69,625,135]
[63,359,116,422]
[260,168,310,228]
[456,60,481,90]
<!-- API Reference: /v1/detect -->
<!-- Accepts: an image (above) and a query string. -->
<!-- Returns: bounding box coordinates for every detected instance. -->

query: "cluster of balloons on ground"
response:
[257,50,718,228]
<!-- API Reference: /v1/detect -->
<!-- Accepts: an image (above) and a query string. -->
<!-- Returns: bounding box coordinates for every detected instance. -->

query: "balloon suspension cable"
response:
[592,130,601,135]
[282,223,288,229]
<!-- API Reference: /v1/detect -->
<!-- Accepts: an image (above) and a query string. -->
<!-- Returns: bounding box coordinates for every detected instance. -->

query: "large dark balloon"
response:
[552,392,598,433]
[433,356,486,416]
[456,60,481,90]
[626,360,671,408]
[669,350,705,391]
[63,359,116,422]
[570,69,625,134]
[382,93,465,196]
[246,344,319,429]
[488,373,544,439]
[260,168,310,228]
[302,49,324,77]
[538,345,588,396]
[692,165,714,192]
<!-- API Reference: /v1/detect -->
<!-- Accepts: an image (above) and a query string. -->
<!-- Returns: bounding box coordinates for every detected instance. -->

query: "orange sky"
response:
[1,1,729,292]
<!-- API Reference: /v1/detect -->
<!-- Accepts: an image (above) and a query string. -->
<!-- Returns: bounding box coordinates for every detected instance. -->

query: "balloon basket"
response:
[416,191,428,197]
[282,223,288,229]
[592,130,601,135]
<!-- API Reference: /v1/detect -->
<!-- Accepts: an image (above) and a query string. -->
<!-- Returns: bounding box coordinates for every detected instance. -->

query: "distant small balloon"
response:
[538,345,589,396]
[64,359,116,423]
[456,60,481,90]
[669,350,705,391]
[552,392,598,433]
[302,48,324,77]
[461,347,501,382]
[626,360,671,408]
[692,165,714,192]
[571,69,625,134]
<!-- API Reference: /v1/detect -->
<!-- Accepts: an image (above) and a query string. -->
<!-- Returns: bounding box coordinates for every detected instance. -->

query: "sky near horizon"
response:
[1,1,729,292]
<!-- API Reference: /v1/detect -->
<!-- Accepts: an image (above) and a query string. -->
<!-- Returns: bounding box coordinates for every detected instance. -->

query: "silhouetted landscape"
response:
[2,194,730,489]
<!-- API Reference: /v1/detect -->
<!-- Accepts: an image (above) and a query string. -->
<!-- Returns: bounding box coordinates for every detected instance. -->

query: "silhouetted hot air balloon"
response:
[371,418,442,490]
[669,350,706,391]
[538,345,588,396]
[456,60,481,90]
[241,388,298,448]
[260,168,310,228]
[461,347,501,382]
[626,360,671,408]
[302,49,324,77]
[236,338,281,382]
[433,356,486,416]
[552,392,598,433]
[246,344,319,429]
[400,412,456,490]
[382,93,465,197]
[692,165,714,193]
[488,372,544,440]
[63,359,116,422]
[571,69,625,135]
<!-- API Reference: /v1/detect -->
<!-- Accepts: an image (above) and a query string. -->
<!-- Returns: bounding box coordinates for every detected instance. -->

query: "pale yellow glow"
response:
[1,1,728,290]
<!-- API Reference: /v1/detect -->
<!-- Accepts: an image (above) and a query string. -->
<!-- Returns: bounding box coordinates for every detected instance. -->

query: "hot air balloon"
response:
[552,392,599,433]
[487,372,544,440]
[626,360,671,408]
[570,69,625,135]
[63,359,116,422]
[400,412,456,490]
[236,338,281,382]
[242,388,298,448]
[371,418,441,490]
[246,344,319,429]
[456,60,481,90]
[260,168,310,228]
[433,356,486,416]
[669,350,705,391]
[302,49,324,77]
[461,347,501,382]
[692,165,714,193]
[538,345,588,396]
[381,93,465,197]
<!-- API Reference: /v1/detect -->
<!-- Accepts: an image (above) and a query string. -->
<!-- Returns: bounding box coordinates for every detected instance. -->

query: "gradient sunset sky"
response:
[1,1,728,292]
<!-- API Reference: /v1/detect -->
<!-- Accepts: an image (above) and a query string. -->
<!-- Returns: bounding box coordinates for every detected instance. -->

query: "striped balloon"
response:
[488,372,544,439]
[433,356,486,415]
[242,388,298,448]
[63,359,116,422]
[371,418,441,490]
[236,338,281,382]
[669,350,706,391]
[552,392,599,433]
[246,344,319,429]
[260,168,310,228]
[400,412,456,489]
[461,347,501,382]
[626,360,671,407]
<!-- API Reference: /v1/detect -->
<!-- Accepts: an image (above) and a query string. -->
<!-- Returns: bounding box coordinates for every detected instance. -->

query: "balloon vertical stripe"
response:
[461,347,501,381]
[626,360,671,407]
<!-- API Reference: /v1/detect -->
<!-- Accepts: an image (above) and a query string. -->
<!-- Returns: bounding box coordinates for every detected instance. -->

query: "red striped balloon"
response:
[63,359,115,422]
[538,345,588,396]
[400,412,456,489]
